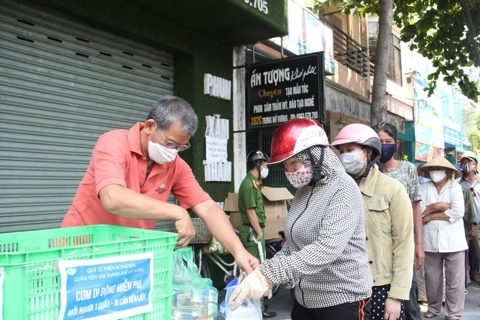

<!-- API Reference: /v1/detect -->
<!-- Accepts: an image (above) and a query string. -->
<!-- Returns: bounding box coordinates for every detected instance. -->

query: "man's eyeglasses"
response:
[471,187,476,198]
[158,128,190,151]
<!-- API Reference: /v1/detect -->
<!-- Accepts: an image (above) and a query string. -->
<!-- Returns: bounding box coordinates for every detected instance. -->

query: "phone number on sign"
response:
[244,0,268,14]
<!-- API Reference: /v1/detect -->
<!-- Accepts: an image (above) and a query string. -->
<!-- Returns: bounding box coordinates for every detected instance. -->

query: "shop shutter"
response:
[0,0,177,233]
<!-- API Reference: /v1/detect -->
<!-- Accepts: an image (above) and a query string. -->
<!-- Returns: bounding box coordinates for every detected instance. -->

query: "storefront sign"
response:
[204,74,232,100]
[413,71,445,150]
[443,125,462,147]
[58,252,153,320]
[385,112,405,135]
[240,0,269,14]
[415,141,444,161]
[442,94,462,147]
[246,52,324,130]
[386,95,413,121]
[325,85,370,123]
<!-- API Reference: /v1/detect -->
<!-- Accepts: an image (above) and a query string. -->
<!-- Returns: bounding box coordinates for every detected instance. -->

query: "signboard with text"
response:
[246,52,325,130]
[58,252,153,320]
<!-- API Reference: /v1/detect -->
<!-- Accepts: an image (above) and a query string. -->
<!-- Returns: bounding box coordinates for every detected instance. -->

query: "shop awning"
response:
[147,0,289,46]
[40,0,288,47]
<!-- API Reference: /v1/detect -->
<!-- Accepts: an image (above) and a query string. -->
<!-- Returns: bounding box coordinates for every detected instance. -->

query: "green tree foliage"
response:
[461,109,480,150]
[470,114,480,150]
[313,0,480,102]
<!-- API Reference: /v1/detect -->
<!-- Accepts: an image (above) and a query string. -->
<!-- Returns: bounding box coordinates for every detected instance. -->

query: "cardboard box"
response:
[224,193,242,229]
[223,187,294,240]
[261,187,294,239]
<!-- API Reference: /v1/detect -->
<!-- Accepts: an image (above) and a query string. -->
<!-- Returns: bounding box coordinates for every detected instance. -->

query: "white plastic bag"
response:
[223,278,262,320]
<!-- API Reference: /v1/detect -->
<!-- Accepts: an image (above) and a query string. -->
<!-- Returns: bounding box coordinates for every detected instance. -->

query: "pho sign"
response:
[246,52,325,130]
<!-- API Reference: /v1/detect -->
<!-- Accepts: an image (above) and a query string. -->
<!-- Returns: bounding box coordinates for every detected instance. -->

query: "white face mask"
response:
[260,167,269,179]
[284,165,313,188]
[339,150,366,175]
[148,140,178,164]
[429,170,447,183]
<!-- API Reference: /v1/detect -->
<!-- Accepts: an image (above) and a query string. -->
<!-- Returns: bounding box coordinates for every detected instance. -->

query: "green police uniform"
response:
[238,172,267,310]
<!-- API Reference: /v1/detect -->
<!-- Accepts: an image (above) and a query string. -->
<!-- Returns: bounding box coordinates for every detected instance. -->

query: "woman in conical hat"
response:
[417,156,460,180]
[417,156,467,319]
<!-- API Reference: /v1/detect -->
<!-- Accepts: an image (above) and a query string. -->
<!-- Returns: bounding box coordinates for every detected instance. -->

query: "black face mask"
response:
[379,144,397,163]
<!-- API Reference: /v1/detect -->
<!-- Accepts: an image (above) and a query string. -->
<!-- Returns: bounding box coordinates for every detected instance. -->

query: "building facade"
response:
[0,0,288,232]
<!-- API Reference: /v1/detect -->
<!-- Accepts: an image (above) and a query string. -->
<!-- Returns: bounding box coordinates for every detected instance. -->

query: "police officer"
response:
[238,150,276,318]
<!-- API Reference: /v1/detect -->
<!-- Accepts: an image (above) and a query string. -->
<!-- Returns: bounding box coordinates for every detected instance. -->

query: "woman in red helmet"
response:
[229,118,373,320]
[331,123,414,320]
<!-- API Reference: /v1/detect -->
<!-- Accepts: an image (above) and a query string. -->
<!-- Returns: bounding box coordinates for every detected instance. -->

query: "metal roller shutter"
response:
[0,0,176,233]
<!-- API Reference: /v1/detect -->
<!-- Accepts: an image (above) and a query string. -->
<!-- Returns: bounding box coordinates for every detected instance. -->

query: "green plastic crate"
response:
[0,225,177,320]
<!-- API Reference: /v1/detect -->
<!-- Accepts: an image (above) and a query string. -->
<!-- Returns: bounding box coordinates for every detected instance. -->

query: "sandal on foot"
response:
[472,275,480,282]
[424,311,438,318]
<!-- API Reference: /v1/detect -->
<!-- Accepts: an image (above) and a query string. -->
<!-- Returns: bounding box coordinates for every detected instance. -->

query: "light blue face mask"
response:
[339,150,366,175]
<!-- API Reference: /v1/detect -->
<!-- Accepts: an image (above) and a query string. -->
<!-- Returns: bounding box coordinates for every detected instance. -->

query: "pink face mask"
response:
[284,164,313,188]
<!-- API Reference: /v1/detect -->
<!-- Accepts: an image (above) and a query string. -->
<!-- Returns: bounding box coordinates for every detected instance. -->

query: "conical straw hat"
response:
[417,156,460,179]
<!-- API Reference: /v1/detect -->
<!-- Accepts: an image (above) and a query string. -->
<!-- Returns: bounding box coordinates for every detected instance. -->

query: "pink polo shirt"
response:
[62,122,211,229]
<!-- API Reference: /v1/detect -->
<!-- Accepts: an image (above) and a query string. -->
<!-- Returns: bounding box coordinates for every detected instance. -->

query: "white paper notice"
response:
[205,136,228,162]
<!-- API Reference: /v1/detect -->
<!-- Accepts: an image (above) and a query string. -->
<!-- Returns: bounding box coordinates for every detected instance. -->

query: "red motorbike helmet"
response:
[269,118,329,164]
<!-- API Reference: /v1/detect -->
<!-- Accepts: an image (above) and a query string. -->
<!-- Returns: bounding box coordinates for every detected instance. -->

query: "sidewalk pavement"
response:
[219,281,480,319]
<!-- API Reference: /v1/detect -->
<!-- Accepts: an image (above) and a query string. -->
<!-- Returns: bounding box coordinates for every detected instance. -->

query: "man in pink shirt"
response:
[62,95,258,274]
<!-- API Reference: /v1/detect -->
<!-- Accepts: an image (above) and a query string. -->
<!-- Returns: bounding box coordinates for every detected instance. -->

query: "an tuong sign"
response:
[246,52,325,130]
